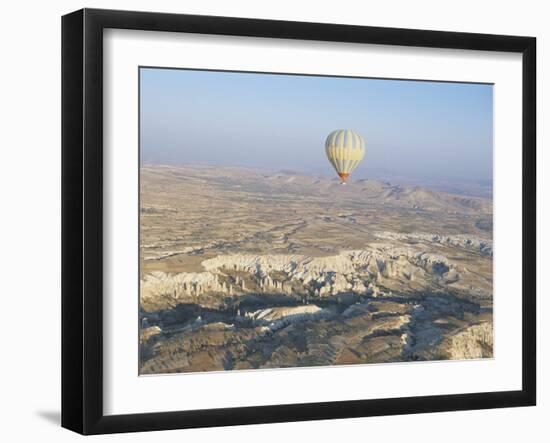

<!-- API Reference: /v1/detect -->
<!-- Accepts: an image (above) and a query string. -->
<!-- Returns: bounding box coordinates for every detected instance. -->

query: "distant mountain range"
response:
[142,163,492,215]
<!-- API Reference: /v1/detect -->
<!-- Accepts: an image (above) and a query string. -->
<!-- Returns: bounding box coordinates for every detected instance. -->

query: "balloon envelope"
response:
[325,129,365,183]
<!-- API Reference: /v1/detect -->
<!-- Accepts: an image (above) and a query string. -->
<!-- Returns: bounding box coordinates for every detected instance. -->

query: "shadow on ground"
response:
[36,410,60,426]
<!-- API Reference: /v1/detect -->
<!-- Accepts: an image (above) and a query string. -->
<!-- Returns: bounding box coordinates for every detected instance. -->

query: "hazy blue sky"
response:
[140,68,493,184]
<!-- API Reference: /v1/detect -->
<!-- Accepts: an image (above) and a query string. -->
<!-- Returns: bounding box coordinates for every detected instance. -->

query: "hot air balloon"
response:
[325,129,365,184]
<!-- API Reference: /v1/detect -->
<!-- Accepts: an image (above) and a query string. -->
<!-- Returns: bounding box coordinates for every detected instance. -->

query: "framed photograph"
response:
[61,8,536,435]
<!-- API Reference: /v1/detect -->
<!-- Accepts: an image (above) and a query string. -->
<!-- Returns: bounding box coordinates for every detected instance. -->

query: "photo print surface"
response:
[138,67,493,375]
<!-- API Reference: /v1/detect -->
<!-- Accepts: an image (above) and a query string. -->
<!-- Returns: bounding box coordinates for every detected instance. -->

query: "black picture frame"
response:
[62,8,536,435]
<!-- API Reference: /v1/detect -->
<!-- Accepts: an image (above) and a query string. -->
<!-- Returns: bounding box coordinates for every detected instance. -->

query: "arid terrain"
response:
[139,164,493,374]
